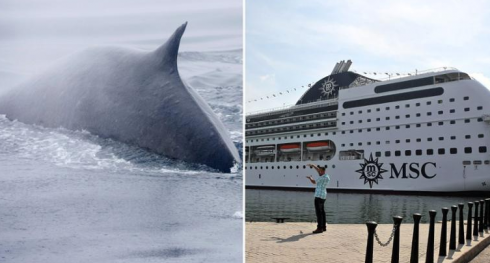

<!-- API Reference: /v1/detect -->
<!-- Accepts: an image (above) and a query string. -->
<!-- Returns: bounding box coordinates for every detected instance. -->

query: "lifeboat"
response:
[255,145,275,156]
[280,144,301,153]
[306,141,331,151]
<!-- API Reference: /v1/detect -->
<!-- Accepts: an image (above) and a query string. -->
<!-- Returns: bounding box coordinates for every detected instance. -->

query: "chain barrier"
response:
[374,224,397,247]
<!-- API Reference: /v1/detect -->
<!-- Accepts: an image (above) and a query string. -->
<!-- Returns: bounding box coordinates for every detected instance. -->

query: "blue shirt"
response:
[314,174,330,199]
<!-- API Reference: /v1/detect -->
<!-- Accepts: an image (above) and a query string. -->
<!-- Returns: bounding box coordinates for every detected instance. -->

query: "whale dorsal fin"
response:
[154,22,187,67]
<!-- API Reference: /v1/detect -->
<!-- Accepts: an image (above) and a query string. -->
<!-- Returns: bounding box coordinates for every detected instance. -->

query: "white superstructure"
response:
[245,61,490,193]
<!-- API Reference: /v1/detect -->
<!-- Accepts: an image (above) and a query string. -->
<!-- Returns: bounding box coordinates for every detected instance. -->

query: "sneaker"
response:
[312,228,323,234]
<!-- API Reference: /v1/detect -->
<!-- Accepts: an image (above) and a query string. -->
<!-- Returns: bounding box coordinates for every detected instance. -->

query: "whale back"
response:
[0,22,240,172]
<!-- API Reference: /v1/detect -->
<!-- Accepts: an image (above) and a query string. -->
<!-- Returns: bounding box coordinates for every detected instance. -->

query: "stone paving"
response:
[246,222,490,263]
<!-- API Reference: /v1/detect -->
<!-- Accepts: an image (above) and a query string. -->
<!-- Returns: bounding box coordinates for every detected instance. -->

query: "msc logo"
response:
[356,154,387,188]
[357,154,438,188]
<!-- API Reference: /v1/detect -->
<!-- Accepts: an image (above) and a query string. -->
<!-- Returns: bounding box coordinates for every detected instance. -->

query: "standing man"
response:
[306,163,330,234]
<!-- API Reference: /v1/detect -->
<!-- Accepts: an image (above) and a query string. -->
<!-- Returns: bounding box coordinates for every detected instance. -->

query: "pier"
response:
[246,221,490,263]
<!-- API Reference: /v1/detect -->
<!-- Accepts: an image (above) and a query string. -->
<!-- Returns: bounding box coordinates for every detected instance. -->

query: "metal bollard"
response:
[467,202,473,240]
[474,201,479,237]
[479,200,484,234]
[426,210,437,263]
[410,213,422,263]
[458,203,465,244]
[450,206,457,250]
[392,216,403,263]
[486,199,490,231]
[365,221,378,263]
[439,207,449,256]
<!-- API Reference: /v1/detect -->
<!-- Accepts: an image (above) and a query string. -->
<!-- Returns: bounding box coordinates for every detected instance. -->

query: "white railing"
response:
[246,98,338,117]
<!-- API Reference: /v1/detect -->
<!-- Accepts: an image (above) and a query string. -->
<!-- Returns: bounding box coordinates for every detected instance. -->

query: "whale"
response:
[0,22,240,172]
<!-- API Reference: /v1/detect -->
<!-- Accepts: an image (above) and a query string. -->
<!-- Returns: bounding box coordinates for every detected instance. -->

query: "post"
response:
[365,221,377,263]
[486,199,490,231]
[450,206,457,250]
[392,216,403,263]
[458,203,465,244]
[479,200,484,234]
[474,201,479,238]
[410,213,422,263]
[467,202,473,241]
[439,207,449,256]
[426,210,437,263]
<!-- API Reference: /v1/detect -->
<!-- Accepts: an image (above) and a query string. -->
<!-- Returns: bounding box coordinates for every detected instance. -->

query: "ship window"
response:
[438,148,445,155]
[465,147,472,154]
[375,152,381,157]
[374,77,434,93]
[416,103,420,106]
[367,142,372,145]
[450,148,457,154]
[350,143,354,146]
[296,166,299,169]
[416,150,422,156]
[427,149,434,155]
[416,124,421,127]
[333,132,336,135]
[267,138,269,141]
[406,139,411,143]
[478,118,483,122]
[350,130,354,134]
[396,105,400,109]
[358,110,362,114]
[427,138,433,141]
[358,142,362,146]
[386,127,390,130]
[465,119,470,123]
[406,114,410,118]
[376,118,380,121]
[427,112,432,116]
[427,101,431,105]
[395,151,401,156]
[396,140,400,143]
[416,113,421,117]
[464,96,469,100]
[438,122,443,126]
[438,100,443,104]
[304,135,307,137]
[477,106,483,110]
[385,151,391,157]
[343,88,445,109]
[367,109,371,113]
[406,125,410,128]
[395,116,400,119]
[386,141,390,144]
[386,107,390,110]
[303,165,306,169]
[416,138,421,142]
[464,108,470,112]
[427,123,432,126]
[359,120,362,123]
[480,146,487,153]
[396,126,400,129]
[376,108,380,111]
[358,129,362,133]
[386,117,390,120]
[450,120,455,124]
[465,135,471,139]
[350,112,354,115]
[297,135,300,138]
[450,98,455,102]
[317,133,321,136]
[265,166,268,169]
[341,144,345,147]
[438,111,443,115]
[367,128,371,132]
[478,134,484,138]
[311,134,314,137]
[367,119,371,122]
[376,141,381,145]
[376,128,381,131]
[341,131,345,134]
[438,137,444,141]
[450,109,455,113]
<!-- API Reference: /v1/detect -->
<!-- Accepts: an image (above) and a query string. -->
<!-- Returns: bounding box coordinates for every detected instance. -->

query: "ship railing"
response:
[246,98,338,117]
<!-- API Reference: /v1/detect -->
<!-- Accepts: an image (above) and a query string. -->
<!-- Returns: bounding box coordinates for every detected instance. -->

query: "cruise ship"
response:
[245,60,490,193]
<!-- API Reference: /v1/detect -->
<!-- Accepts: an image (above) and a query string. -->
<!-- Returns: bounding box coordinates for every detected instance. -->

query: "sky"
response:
[245,0,490,113]
[0,0,242,82]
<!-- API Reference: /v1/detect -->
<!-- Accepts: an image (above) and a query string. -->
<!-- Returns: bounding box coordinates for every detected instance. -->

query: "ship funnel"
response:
[331,60,352,74]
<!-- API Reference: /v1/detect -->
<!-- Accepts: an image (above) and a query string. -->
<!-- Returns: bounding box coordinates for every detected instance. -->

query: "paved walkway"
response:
[469,244,490,263]
[246,222,490,263]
